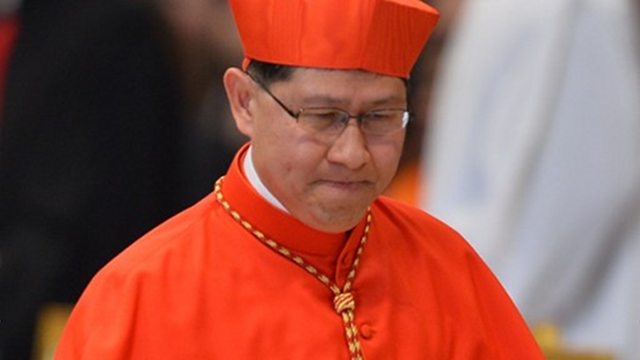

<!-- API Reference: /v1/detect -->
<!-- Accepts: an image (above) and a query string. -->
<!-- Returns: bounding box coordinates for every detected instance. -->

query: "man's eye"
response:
[305,111,343,123]
[365,111,394,121]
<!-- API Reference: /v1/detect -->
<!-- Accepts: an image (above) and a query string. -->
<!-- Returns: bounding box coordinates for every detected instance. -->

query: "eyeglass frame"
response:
[245,71,412,136]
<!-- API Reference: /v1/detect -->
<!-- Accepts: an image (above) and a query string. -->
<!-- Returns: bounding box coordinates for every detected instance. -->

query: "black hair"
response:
[245,60,296,86]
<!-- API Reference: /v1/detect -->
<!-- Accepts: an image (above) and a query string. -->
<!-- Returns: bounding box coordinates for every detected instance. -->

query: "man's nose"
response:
[326,119,370,169]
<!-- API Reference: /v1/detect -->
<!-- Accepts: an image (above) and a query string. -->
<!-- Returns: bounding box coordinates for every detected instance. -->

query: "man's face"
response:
[248,68,407,233]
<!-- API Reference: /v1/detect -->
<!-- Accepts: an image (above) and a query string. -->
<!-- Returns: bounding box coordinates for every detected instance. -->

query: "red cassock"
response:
[55,144,544,359]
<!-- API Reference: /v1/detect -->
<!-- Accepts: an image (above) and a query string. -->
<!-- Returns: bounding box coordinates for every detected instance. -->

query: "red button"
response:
[360,324,374,339]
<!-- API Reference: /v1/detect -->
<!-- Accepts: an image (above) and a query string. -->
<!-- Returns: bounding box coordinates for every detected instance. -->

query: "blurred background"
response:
[1,0,638,359]
[0,0,244,358]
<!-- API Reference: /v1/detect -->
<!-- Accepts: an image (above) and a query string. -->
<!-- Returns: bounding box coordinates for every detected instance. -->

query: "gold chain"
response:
[214,177,370,360]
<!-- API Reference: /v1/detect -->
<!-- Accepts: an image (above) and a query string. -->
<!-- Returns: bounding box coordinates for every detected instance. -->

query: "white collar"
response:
[243,146,288,213]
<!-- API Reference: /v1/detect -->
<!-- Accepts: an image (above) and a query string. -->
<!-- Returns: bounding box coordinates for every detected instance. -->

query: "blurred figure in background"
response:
[156,0,245,206]
[0,0,241,358]
[420,0,640,358]
[0,0,19,123]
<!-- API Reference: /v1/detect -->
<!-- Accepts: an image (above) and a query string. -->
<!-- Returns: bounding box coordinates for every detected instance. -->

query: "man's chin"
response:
[307,202,370,231]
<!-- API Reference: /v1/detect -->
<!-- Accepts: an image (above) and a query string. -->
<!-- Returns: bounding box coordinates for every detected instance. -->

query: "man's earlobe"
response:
[223,68,255,137]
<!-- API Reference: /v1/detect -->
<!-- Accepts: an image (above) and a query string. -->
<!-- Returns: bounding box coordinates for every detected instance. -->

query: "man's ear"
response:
[223,68,256,138]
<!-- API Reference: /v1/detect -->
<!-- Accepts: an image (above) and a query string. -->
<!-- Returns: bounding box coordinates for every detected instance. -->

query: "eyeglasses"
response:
[246,72,410,136]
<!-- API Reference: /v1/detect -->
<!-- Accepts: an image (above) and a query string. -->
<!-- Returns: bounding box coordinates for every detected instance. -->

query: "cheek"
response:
[269,137,322,178]
[283,146,325,176]
[281,131,330,167]
[371,139,404,175]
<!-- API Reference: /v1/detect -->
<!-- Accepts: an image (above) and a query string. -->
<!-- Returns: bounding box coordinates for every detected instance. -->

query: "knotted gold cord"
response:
[214,177,369,360]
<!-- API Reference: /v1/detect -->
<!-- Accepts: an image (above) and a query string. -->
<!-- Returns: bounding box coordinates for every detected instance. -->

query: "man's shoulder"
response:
[372,195,479,257]
[373,195,463,237]
[94,192,221,278]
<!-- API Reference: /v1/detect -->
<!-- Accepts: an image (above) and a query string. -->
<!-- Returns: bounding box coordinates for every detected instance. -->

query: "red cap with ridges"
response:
[229,0,439,78]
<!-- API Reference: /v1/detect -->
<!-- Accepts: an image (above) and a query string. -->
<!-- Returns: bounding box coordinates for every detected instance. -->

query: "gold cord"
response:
[214,177,370,360]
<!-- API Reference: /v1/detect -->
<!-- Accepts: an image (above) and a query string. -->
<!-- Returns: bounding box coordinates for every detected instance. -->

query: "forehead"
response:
[274,68,407,106]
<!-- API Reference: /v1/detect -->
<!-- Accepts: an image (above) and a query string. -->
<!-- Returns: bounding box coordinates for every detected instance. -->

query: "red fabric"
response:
[230,0,439,78]
[55,144,544,359]
[0,16,19,121]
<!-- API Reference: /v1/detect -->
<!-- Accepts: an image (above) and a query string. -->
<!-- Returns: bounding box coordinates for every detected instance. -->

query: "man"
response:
[54,0,544,359]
